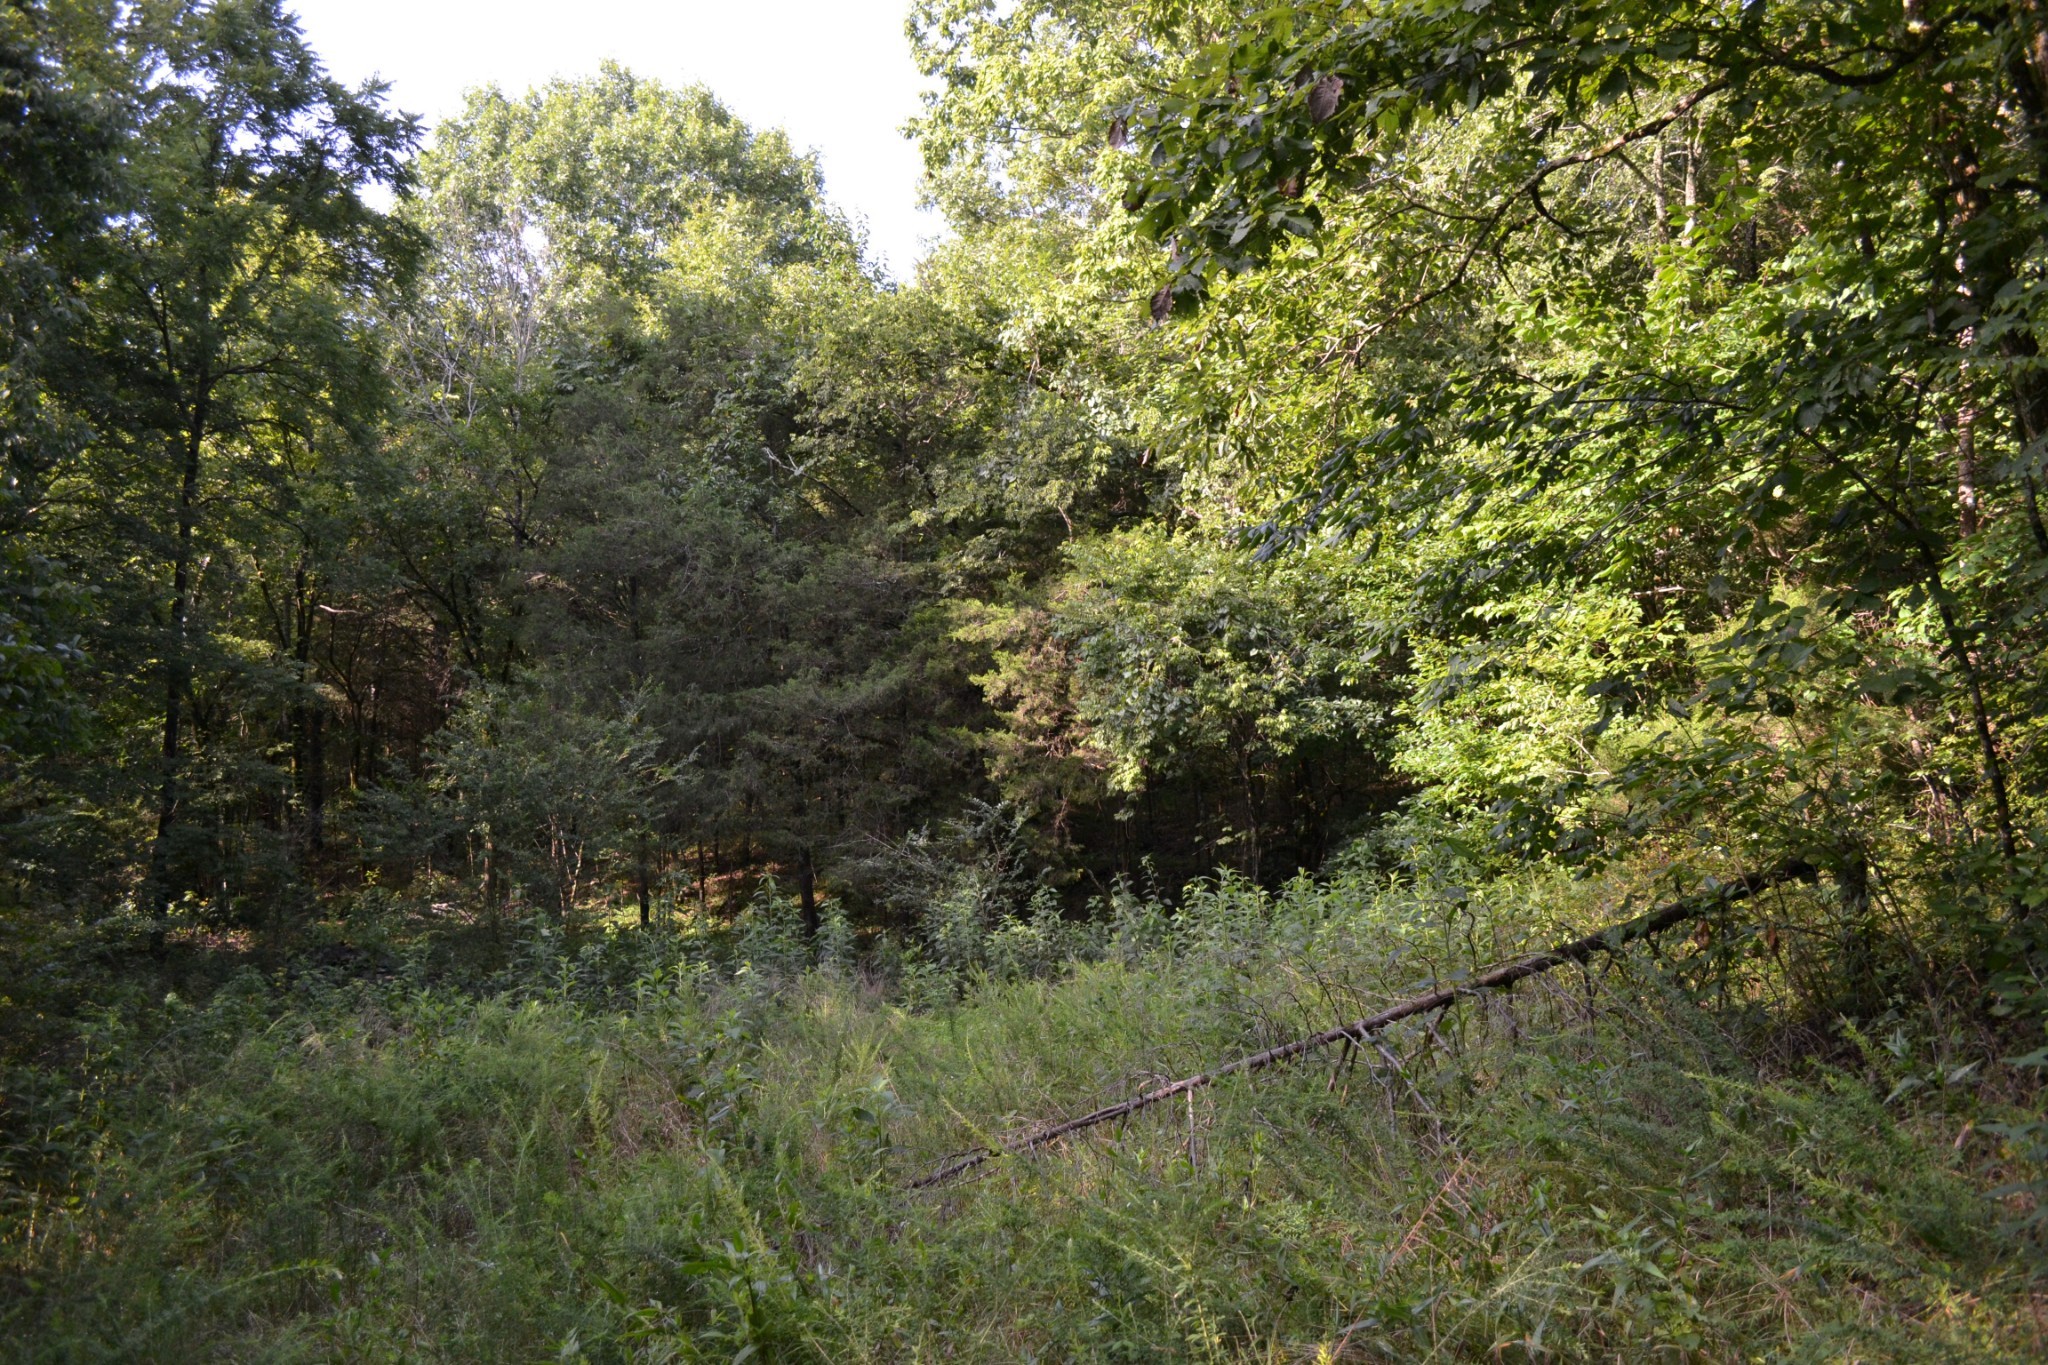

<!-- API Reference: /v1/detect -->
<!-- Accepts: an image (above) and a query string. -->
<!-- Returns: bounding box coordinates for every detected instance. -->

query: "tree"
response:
[1091,0,2048,899]
[40,0,419,915]
[429,677,667,924]
[959,527,1399,883]
[0,0,115,769]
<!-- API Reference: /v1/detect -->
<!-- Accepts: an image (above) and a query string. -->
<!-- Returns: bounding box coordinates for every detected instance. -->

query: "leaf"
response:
[1150,282,1176,325]
[1308,73,1344,124]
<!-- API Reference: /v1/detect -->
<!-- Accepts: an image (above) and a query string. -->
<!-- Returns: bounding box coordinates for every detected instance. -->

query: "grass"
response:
[2,864,2045,1361]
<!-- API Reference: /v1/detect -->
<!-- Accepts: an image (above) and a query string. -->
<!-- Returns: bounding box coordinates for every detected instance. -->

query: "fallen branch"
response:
[908,861,1815,1190]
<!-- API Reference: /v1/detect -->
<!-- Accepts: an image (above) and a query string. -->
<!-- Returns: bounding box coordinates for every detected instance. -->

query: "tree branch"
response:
[908,860,1817,1189]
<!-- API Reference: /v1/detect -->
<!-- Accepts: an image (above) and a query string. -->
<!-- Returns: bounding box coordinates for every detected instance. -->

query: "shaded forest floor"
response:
[4,865,2047,1362]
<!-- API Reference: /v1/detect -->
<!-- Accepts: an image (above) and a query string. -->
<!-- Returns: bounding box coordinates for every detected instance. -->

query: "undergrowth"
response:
[3,863,2045,1361]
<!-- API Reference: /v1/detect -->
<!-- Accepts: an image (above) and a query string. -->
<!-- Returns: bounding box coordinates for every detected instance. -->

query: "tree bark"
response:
[148,403,207,937]
[1651,134,1669,240]
[1809,439,2022,880]
[1834,851,1876,1000]
[797,844,819,941]
[1956,404,1981,537]
[1931,591,2021,873]
[290,555,325,860]
[636,835,651,926]
[2025,472,2048,555]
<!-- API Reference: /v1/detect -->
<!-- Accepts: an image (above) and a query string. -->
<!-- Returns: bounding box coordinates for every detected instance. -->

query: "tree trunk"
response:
[2026,472,2048,555]
[1836,851,1876,1001]
[797,845,819,941]
[636,835,651,926]
[1931,592,2020,874]
[1651,134,1669,239]
[148,406,206,941]
[1956,403,1981,537]
[290,555,325,862]
[1682,119,1699,234]
[306,705,325,855]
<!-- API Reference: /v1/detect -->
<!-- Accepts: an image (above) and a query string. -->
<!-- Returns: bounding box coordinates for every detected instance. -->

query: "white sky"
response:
[286,1,944,277]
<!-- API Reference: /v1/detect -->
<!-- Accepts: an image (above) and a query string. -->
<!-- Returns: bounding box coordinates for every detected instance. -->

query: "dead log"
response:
[908,861,1816,1190]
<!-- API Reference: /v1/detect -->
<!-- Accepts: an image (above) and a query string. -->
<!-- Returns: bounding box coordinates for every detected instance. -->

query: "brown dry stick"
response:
[908,861,1816,1190]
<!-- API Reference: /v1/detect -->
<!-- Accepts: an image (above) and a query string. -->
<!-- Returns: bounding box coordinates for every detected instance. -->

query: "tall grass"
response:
[3,864,2043,1360]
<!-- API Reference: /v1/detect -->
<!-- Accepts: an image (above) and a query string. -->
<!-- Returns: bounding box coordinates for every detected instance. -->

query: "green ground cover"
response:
[6,866,2042,1362]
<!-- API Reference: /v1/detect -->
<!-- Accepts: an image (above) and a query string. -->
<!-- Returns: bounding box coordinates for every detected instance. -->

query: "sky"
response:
[285,0,944,277]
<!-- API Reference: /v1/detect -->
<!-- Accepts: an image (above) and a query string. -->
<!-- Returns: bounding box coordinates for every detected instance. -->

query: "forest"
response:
[4,0,2048,1357]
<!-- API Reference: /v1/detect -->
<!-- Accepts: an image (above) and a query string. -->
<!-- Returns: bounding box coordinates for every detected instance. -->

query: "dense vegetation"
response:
[5,0,2048,1357]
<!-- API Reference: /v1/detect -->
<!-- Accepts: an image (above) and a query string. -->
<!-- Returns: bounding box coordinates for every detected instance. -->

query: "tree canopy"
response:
[7,1,2048,1358]
[0,0,2040,940]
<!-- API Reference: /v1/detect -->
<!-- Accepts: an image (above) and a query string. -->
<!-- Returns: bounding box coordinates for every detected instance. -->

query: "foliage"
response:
[427,678,668,922]
[4,866,2045,1361]
[1094,0,2048,894]
[5,1,2048,1356]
